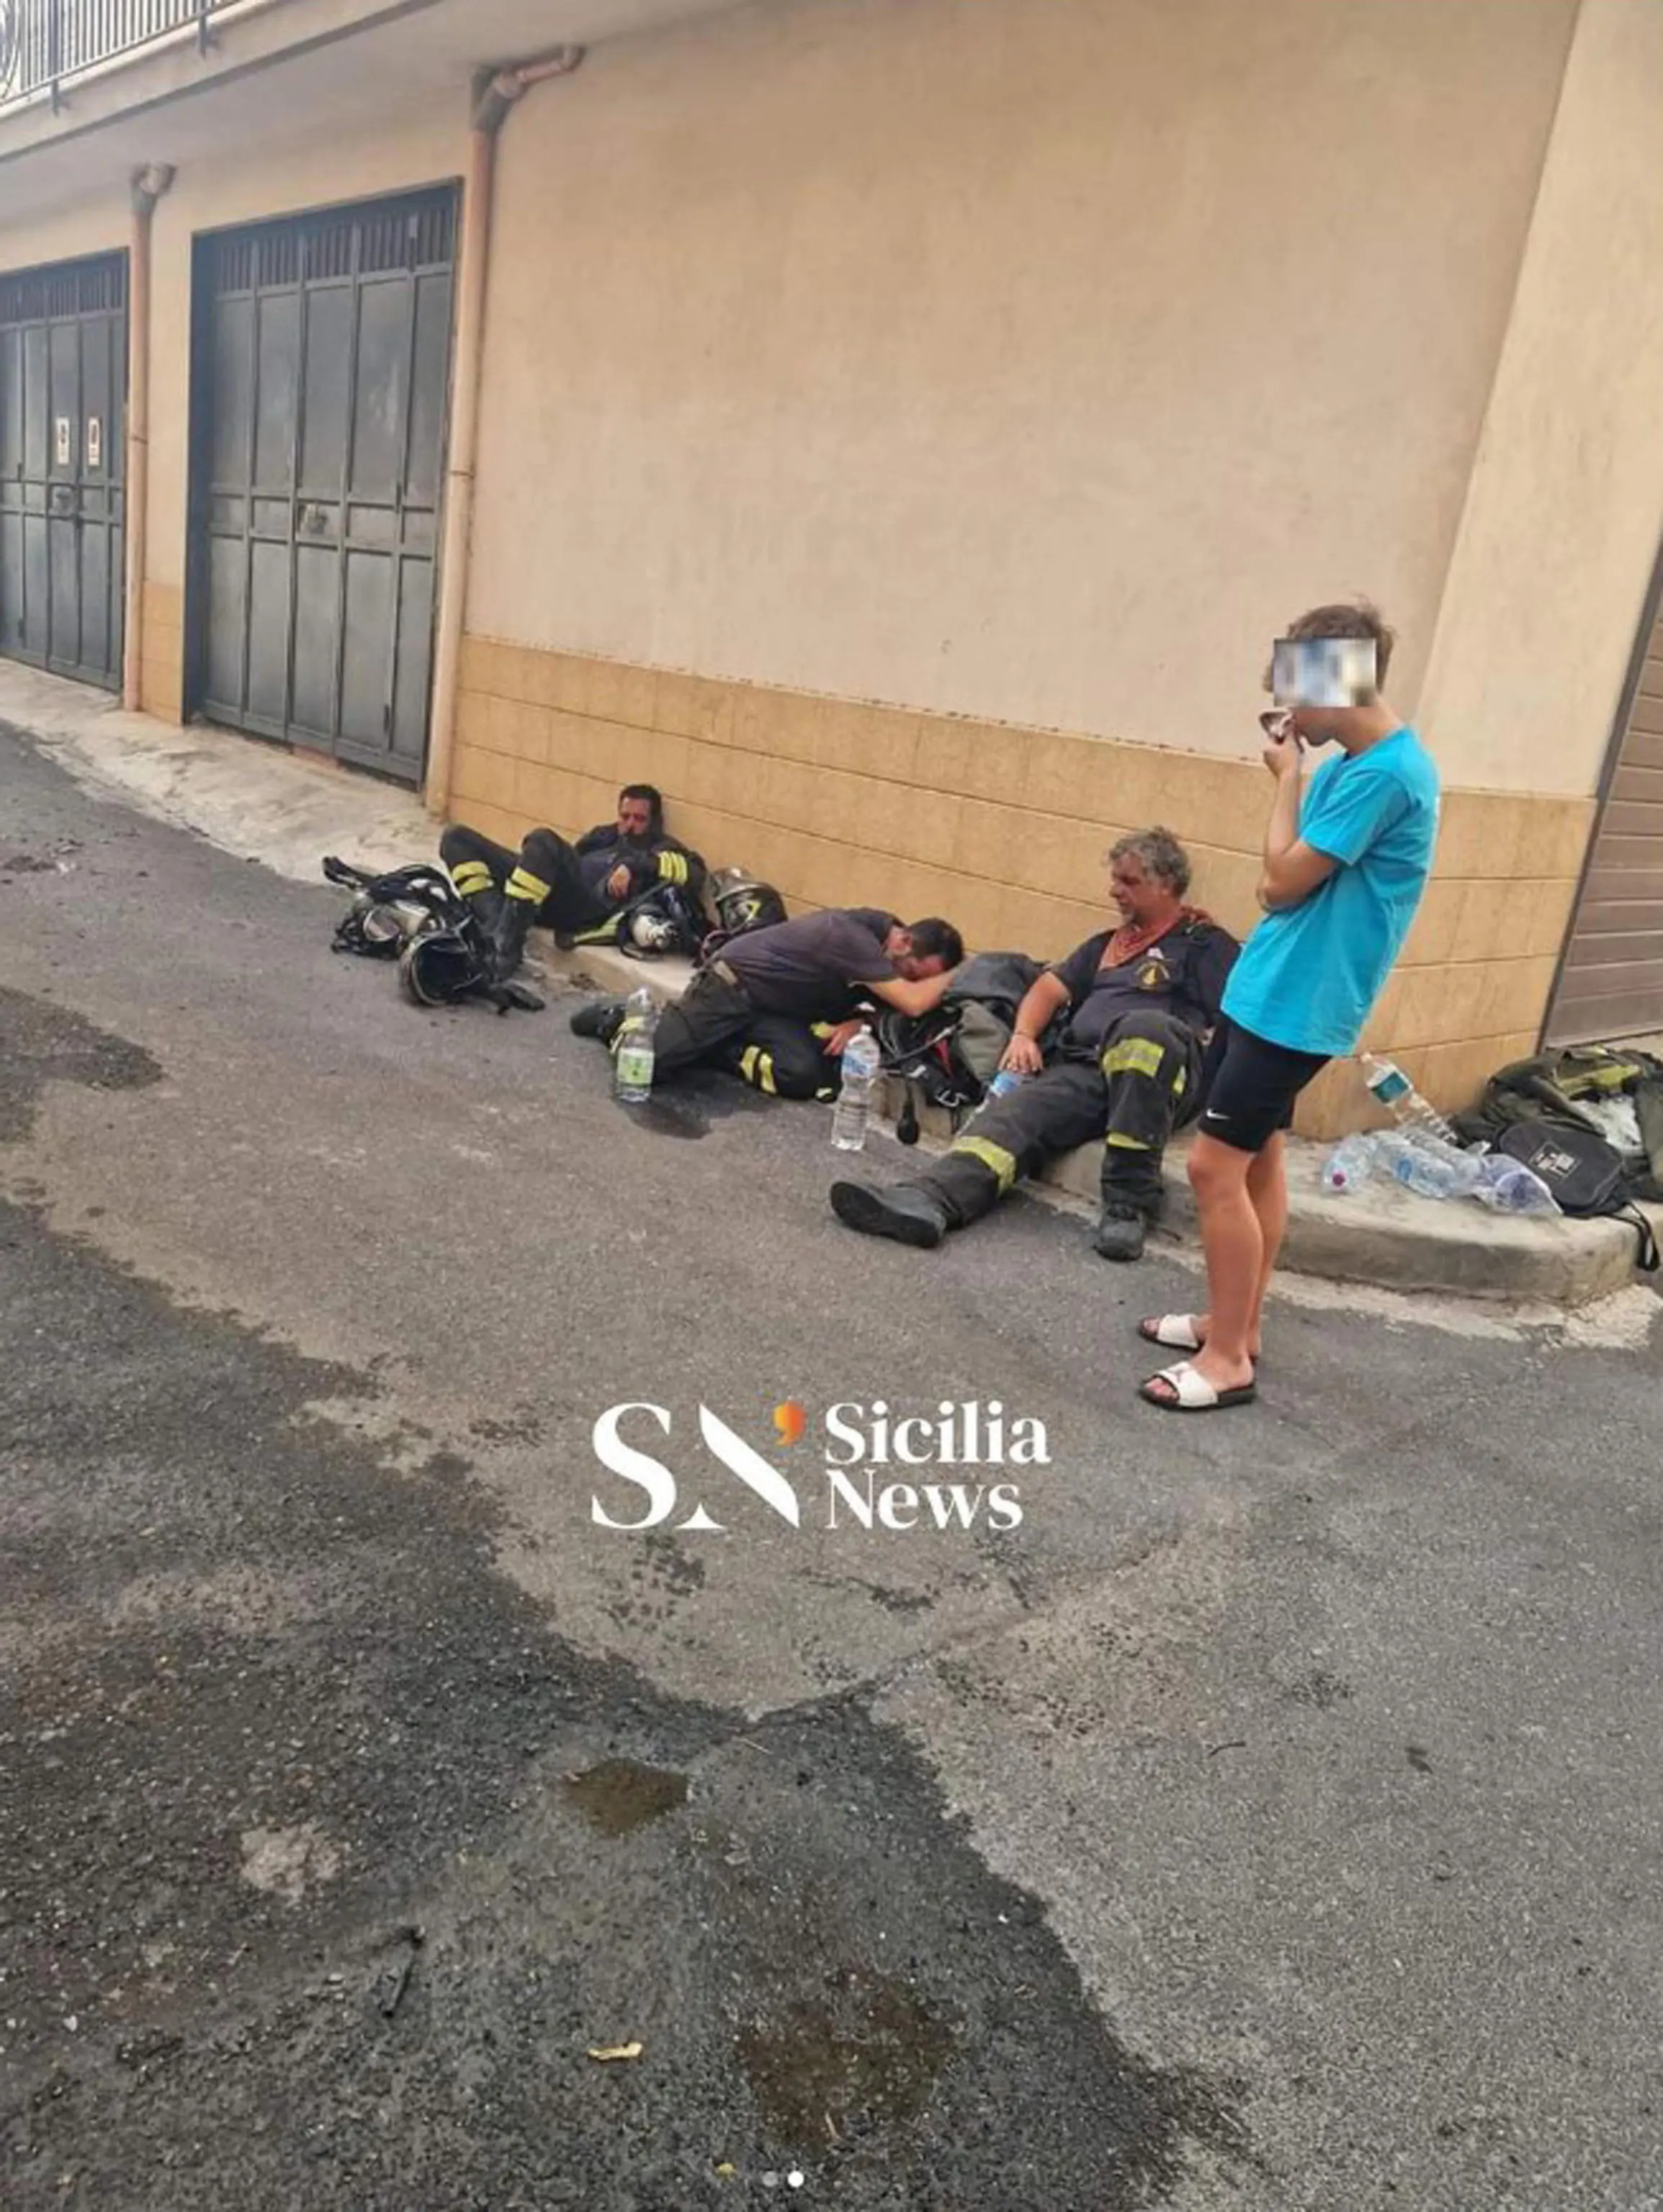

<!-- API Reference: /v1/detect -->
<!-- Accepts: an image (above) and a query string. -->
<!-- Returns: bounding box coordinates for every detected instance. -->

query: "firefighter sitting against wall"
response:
[440,784,707,984]
[830,827,1238,1262]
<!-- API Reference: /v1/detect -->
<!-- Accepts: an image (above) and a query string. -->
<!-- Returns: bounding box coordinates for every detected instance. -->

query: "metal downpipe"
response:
[122,162,176,715]
[424,48,583,818]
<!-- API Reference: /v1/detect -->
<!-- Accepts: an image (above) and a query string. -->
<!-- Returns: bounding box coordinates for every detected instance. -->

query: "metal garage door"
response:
[1545,551,1663,1046]
[192,189,455,783]
[0,253,127,691]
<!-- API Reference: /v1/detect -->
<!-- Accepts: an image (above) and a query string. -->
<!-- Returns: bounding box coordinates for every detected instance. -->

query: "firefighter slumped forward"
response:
[440,784,706,983]
[830,829,1238,1261]
[570,907,966,1099]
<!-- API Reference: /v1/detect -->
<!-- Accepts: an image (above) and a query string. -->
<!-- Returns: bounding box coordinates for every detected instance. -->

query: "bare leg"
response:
[1152,1134,1257,1396]
[1157,1133,1287,1362]
[1242,1133,1288,1350]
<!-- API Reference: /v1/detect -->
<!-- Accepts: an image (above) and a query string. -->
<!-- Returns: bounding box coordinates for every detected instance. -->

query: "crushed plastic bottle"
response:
[613,986,658,1104]
[1321,1132,1381,1194]
[1358,1053,1460,1146]
[1384,1130,1485,1201]
[830,1028,882,1151]
[1472,1154,1560,1215]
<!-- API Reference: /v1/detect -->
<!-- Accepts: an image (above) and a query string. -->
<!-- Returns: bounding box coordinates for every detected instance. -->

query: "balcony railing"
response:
[1,1,239,113]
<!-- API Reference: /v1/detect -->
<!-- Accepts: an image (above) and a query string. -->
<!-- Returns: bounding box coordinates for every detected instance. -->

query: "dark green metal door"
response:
[0,253,127,691]
[194,189,455,783]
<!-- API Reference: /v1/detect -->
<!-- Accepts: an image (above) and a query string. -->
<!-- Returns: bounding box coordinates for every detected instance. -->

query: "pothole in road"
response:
[562,1755,691,1835]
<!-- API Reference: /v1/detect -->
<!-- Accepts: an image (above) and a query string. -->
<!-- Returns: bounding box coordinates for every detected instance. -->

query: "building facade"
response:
[2,0,1662,1135]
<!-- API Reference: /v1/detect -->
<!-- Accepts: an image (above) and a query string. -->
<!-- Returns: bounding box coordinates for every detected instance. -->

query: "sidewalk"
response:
[3,660,1649,1309]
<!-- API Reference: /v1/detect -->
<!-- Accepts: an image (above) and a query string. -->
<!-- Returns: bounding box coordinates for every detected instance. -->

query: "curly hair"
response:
[1108,826,1192,898]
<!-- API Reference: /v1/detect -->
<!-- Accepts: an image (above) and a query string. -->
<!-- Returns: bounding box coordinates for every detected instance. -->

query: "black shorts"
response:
[1194,1018,1329,1154]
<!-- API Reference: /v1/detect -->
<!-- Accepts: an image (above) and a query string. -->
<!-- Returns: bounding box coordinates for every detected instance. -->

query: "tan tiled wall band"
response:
[452,638,1590,1139]
[139,579,185,727]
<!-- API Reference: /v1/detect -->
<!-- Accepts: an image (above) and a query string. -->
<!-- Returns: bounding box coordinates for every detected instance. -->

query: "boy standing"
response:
[1139,601,1440,1412]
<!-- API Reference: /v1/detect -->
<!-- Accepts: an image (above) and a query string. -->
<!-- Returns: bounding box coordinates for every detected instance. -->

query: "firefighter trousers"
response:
[439,822,604,933]
[918,1009,1204,1226]
[642,971,839,1101]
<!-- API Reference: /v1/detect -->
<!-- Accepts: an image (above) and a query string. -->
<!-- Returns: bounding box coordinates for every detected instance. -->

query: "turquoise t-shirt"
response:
[1221,727,1440,1058]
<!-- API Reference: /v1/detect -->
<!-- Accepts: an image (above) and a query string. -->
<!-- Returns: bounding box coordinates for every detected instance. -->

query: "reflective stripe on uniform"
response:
[658,851,689,885]
[506,866,550,905]
[1103,1036,1165,1081]
[1172,1064,1188,1098]
[451,860,495,896]
[949,1134,1018,1192]
[1105,1130,1153,1151]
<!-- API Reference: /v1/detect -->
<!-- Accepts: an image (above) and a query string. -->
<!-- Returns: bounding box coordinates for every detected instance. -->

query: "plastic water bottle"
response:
[614,986,658,1104]
[1321,1132,1381,1194]
[830,1029,882,1151]
[1384,1130,1484,1200]
[1359,1053,1460,1146]
[1474,1154,1560,1215]
[967,1066,1027,1124]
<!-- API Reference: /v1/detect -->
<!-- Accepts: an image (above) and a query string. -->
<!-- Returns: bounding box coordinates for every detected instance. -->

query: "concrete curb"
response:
[1,657,1646,1312]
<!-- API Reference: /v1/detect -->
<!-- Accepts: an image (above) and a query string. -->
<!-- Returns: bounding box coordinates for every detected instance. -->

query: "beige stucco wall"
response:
[470,0,1576,773]
[1417,0,1663,800]
[0,203,127,273]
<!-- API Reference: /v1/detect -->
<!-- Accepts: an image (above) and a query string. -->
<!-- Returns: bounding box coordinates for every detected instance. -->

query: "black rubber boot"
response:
[830,1180,951,1251]
[570,997,627,1043]
[1093,1202,1152,1262]
[488,896,537,983]
[462,885,506,946]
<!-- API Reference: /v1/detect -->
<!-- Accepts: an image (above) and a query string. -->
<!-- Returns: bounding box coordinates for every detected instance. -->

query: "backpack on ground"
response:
[873,953,1058,1143]
[1492,1122,1659,1271]
[1452,1044,1663,1203]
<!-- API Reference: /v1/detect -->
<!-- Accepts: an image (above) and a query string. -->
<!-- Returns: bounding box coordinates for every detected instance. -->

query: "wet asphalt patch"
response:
[0,1197,1243,2208]
[0,986,164,1142]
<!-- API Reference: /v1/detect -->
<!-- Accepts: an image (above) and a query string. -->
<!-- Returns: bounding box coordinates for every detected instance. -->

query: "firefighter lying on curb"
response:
[829,828,1238,1262]
[568,906,966,1100]
[441,783,707,984]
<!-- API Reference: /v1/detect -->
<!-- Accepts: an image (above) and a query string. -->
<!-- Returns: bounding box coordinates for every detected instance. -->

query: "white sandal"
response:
[1139,1359,1258,1413]
[1138,1313,1204,1352]
[1137,1315,1260,1368]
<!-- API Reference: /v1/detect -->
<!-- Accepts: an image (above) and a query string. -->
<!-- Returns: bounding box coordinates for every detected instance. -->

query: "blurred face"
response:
[1109,851,1179,927]
[617,795,654,840]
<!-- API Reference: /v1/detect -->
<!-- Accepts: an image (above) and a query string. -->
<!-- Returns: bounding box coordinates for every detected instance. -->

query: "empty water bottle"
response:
[1321,1132,1381,1194]
[830,1029,882,1151]
[1474,1154,1559,1215]
[1358,1052,1460,1146]
[1384,1130,1484,1201]
[614,986,658,1104]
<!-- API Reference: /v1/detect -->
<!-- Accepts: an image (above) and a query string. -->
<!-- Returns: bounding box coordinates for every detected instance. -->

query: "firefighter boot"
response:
[570,997,627,1043]
[486,894,538,984]
[829,1179,951,1250]
[1093,1201,1153,1263]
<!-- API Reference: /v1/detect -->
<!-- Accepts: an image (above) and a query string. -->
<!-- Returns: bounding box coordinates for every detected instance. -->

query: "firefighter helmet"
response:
[398,928,487,1008]
[709,867,786,938]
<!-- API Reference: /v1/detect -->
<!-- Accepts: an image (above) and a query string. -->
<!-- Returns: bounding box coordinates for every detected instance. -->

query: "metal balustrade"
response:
[1,1,238,112]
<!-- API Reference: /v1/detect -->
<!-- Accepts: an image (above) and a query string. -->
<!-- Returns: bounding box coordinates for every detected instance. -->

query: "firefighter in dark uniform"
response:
[571,907,966,1099]
[440,783,706,982]
[830,828,1238,1261]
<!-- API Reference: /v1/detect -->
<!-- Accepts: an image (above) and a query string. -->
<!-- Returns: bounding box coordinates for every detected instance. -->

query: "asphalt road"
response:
[1,727,1659,2211]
